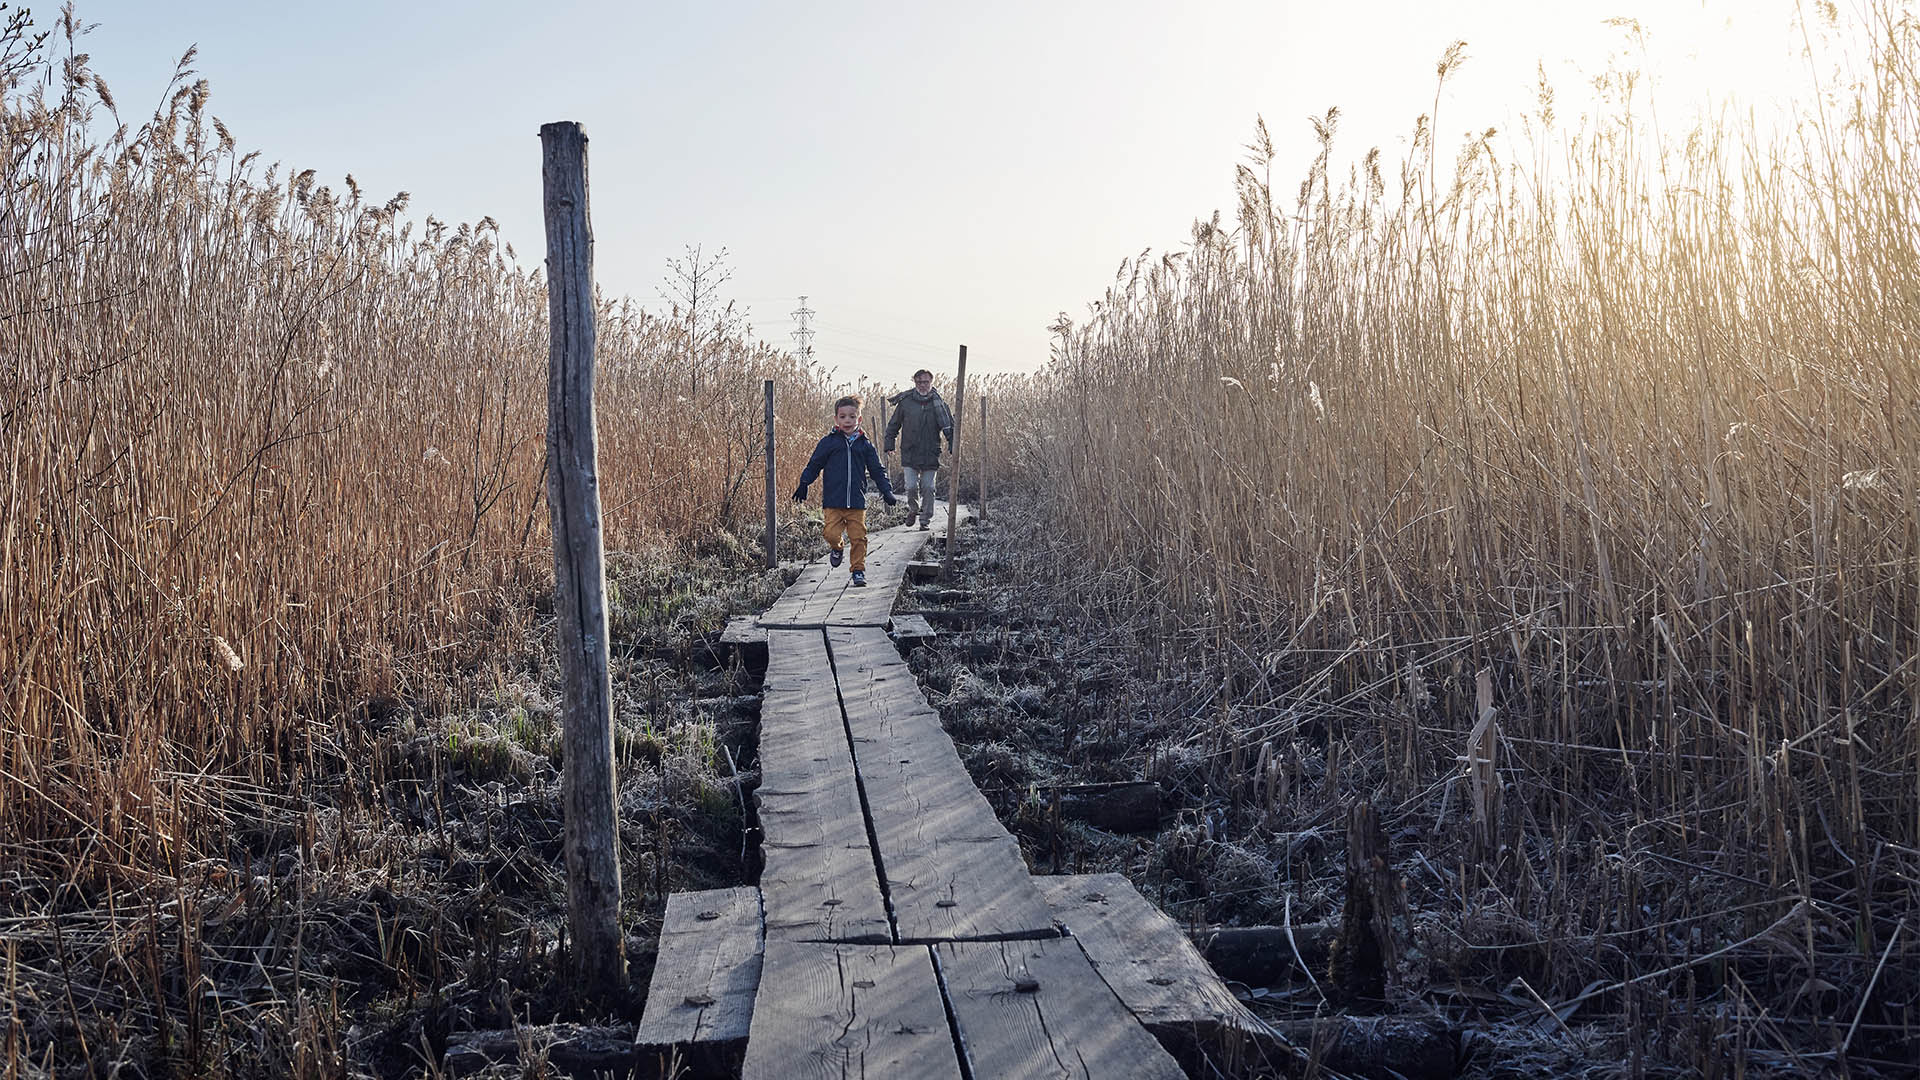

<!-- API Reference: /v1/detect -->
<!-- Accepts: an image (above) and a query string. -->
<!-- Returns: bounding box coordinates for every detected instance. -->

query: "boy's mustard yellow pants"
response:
[822,507,869,571]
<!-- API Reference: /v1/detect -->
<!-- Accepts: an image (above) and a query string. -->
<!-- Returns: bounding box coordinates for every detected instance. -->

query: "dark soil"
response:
[898,495,1889,1080]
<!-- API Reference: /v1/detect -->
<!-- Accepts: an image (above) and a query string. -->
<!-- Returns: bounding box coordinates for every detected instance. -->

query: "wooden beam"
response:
[445,1026,639,1077]
[887,613,937,649]
[719,614,769,673]
[539,119,624,994]
[977,394,987,521]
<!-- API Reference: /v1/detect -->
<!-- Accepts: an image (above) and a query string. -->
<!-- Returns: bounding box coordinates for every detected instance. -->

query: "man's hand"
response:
[884,440,895,454]
[792,484,808,502]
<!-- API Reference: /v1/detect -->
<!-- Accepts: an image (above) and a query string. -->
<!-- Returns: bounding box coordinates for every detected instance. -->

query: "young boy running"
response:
[793,395,896,586]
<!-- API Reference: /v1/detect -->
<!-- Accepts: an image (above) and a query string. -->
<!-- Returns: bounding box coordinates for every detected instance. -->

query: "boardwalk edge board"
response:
[932,937,1188,1080]
[635,886,764,1049]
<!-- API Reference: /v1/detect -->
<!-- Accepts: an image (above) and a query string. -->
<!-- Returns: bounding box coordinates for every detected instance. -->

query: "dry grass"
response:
[0,10,841,1074]
[1014,3,1920,1073]
[1,12,832,881]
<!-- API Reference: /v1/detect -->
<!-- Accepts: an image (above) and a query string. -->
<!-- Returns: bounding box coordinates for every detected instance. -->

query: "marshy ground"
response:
[7,494,1917,1079]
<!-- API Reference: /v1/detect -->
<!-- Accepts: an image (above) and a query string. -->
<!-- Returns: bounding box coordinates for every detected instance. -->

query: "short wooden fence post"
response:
[943,345,967,579]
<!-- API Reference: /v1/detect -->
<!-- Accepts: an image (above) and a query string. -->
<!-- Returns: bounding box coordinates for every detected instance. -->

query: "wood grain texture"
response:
[830,627,1057,942]
[1035,873,1260,1034]
[540,119,625,992]
[635,888,763,1047]
[758,630,889,942]
[742,942,962,1080]
[935,938,1186,1080]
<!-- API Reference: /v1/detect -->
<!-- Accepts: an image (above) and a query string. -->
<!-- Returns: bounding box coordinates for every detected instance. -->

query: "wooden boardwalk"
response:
[641,503,1227,1078]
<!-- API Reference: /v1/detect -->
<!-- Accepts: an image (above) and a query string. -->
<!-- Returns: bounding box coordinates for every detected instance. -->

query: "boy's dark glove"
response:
[792,484,808,502]
[884,439,895,453]
[883,493,898,506]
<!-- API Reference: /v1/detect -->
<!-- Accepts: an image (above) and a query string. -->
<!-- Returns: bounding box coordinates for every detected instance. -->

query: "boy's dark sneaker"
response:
[829,548,843,568]
[851,571,867,587]
[919,521,930,531]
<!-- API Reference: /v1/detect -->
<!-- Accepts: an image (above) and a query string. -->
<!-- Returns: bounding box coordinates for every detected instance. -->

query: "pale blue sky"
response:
[65,1,1820,384]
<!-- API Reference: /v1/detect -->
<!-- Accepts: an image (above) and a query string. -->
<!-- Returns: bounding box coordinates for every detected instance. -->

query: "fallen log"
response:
[1187,922,1338,987]
[985,781,1163,833]
[1265,1015,1458,1080]
[1056,781,1161,833]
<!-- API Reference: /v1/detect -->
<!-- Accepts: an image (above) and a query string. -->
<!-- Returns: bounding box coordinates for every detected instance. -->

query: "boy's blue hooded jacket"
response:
[796,429,894,509]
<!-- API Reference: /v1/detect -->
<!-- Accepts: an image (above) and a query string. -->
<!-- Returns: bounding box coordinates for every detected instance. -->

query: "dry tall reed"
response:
[1023,3,1919,1068]
[0,11,835,883]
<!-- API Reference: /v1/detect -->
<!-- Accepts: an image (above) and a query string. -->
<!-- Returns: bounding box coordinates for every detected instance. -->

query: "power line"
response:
[812,320,955,353]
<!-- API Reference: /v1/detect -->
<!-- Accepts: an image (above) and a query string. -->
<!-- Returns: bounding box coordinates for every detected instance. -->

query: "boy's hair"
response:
[834,395,860,412]
[912,369,934,380]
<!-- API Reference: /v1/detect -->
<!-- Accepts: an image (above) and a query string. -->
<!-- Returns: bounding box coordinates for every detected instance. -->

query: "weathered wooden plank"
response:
[935,938,1185,1080]
[758,630,889,942]
[742,942,962,1080]
[636,887,763,1048]
[1035,873,1259,1035]
[759,558,839,628]
[721,614,768,647]
[888,613,937,647]
[719,614,769,672]
[831,527,931,618]
[762,513,974,628]
[829,627,1057,942]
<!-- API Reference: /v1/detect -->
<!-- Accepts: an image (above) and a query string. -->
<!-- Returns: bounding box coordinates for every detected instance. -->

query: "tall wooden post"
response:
[878,394,892,489]
[540,120,625,996]
[977,395,988,521]
[943,345,967,578]
[763,379,776,569]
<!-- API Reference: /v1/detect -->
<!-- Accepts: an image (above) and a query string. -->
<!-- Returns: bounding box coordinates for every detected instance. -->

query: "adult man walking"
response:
[884,368,955,530]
